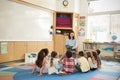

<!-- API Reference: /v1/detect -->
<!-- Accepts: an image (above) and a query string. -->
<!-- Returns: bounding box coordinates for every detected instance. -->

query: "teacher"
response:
[66,31,78,57]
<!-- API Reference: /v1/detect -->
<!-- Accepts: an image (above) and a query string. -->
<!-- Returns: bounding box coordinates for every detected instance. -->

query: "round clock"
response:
[63,0,69,7]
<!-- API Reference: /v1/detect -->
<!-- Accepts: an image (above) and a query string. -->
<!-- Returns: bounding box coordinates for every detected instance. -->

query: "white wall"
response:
[56,0,85,13]
[56,0,75,12]
[89,0,120,13]
[74,0,81,13]
[21,0,56,10]
[78,0,88,51]
[79,0,88,16]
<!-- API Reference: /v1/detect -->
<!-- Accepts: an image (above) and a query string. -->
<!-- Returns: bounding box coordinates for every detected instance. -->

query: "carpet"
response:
[0,71,16,76]
[17,65,32,70]
[0,76,13,80]
[13,70,120,80]
[0,65,8,68]
[0,66,13,71]
[0,60,120,80]
[90,74,118,80]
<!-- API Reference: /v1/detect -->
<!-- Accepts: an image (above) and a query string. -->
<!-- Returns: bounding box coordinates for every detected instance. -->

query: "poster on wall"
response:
[0,42,8,54]
[78,28,85,36]
[79,16,85,27]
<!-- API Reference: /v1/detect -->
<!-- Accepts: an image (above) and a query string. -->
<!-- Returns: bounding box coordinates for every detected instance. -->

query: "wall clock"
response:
[63,0,69,7]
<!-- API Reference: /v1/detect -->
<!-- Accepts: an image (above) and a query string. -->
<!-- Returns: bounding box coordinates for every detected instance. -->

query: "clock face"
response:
[63,0,69,7]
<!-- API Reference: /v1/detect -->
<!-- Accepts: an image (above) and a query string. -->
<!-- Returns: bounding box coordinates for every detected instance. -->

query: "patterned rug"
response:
[0,61,120,80]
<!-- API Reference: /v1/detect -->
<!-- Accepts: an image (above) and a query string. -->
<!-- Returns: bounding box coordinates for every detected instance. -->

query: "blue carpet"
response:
[0,65,7,68]
[3,68,24,72]
[1,60,120,80]
[13,69,120,80]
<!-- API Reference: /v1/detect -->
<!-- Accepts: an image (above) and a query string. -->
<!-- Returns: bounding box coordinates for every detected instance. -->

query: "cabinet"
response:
[54,12,79,55]
[83,42,120,60]
[54,35,67,55]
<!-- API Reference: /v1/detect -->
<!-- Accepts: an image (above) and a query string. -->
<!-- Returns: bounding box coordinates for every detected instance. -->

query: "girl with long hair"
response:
[86,51,97,70]
[48,51,59,75]
[31,48,49,76]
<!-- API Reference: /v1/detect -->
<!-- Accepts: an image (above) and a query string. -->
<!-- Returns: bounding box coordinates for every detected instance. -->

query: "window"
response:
[87,14,120,42]
[110,14,120,42]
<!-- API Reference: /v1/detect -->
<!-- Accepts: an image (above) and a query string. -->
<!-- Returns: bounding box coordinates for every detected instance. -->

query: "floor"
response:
[0,60,120,80]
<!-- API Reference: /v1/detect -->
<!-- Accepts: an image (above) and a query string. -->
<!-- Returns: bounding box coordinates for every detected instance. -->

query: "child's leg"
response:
[75,64,81,72]
[30,64,36,74]
[58,63,63,72]
[39,67,43,76]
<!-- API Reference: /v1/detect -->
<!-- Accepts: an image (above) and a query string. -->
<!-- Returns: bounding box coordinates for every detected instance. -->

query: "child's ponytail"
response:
[50,51,57,67]
[50,57,53,67]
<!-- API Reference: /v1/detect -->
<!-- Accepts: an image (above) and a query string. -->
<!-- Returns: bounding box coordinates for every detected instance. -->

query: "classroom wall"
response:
[79,0,88,16]
[74,0,81,13]
[56,0,75,12]
[0,0,54,63]
[0,0,89,63]
[78,0,88,51]
[0,41,53,63]
[21,0,56,10]
[56,0,82,13]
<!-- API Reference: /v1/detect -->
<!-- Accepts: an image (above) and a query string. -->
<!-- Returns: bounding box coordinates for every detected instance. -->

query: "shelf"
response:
[56,27,72,30]
[56,12,73,28]
[114,51,120,53]
[55,12,74,35]
[83,42,120,60]
[115,57,120,59]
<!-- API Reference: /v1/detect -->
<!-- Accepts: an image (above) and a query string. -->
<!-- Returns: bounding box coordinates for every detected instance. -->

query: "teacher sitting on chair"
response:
[66,31,78,58]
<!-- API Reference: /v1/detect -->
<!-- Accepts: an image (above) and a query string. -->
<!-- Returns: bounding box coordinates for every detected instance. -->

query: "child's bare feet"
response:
[59,71,67,76]
[29,72,34,74]
[38,72,42,76]
[38,74,42,76]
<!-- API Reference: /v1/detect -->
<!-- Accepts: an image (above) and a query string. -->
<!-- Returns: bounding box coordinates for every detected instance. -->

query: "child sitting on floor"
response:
[96,49,101,69]
[92,50,101,69]
[86,51,97,70]
[61,50,76,75]
[76,51,90,72]
[30,48,49,76]
[48,51,59,75]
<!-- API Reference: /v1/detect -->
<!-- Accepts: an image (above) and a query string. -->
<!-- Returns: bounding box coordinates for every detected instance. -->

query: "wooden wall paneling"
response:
[47,42,54,54]
[26,41,38,53]
[14,42,27,60]
[0,42,14,63]
[0,41,54,63]
[36,42,45,52]
[37,41,53,55]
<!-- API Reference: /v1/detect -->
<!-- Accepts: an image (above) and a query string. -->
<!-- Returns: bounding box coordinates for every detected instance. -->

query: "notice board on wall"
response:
[0,0,53,41]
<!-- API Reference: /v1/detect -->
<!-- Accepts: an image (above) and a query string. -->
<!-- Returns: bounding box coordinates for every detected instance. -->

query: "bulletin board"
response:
[0,0,53,41]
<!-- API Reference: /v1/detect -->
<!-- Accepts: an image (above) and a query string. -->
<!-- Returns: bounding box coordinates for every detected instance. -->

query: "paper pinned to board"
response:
[0,42,8,54]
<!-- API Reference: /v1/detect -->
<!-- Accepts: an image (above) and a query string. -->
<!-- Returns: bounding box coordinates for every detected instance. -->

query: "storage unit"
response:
[54,12,79,55]
[83,42,120,60]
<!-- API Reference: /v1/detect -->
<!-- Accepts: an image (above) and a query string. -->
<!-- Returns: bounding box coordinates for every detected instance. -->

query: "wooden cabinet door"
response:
[63,35,68,54]
[54,35,68,55]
